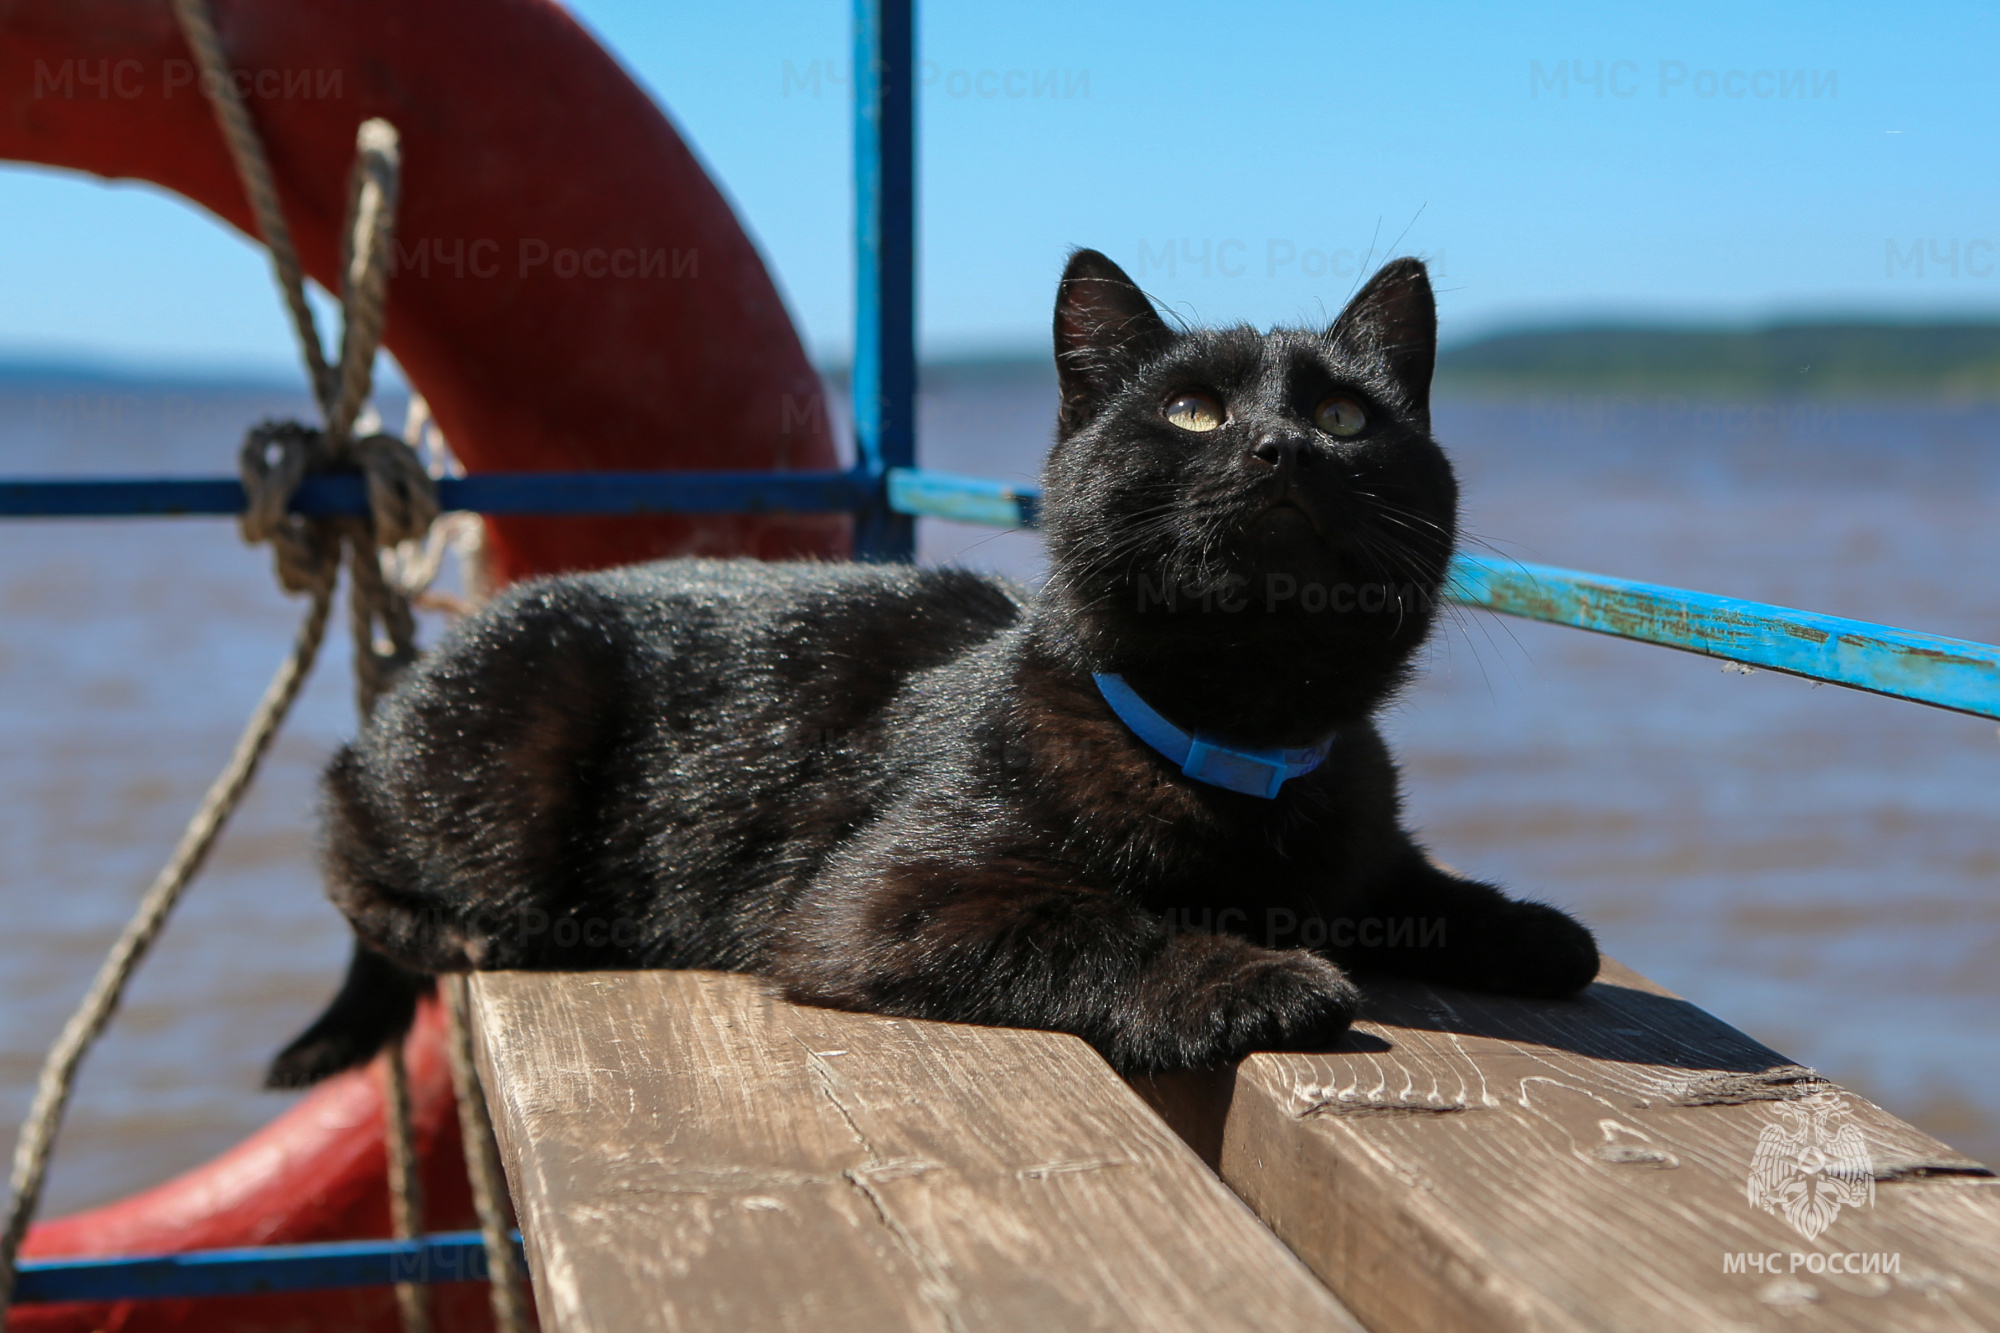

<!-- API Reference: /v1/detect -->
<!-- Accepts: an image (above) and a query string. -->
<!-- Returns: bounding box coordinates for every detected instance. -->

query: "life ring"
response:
[2,1,843,1327]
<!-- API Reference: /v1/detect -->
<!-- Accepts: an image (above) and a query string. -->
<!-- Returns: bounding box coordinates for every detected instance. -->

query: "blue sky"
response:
[1,0,1996,374]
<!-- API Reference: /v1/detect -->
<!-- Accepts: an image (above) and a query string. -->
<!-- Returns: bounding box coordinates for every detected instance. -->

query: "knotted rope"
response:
[241,421,440,718]
[195,87,442,1333]
[235,421,456,1333]
[0,415,436,1319]
[172,2,507,1322]
[1,3,528,1324]
[0,10,477,1321]
[167,6,524,1318]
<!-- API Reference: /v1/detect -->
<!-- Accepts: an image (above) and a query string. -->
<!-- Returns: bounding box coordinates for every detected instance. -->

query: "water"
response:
[1,374,1994,1218]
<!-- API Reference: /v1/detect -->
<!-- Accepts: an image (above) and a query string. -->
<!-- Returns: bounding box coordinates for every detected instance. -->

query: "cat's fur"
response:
[268,250,1597,1087]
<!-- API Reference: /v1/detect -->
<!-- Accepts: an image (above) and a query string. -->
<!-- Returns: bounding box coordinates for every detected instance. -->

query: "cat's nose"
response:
[1249,433,1313,471]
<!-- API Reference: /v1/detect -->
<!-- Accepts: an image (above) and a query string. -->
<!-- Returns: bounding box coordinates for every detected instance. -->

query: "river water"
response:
[2,369,1995,1215]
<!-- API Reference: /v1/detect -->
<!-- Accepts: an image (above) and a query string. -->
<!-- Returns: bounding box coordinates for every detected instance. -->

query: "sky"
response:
[1,0,1997,374]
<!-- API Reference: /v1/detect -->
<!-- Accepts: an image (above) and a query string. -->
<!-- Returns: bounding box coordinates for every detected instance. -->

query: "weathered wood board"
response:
[468,969,1364,1333]
[1130,959,2000,1333]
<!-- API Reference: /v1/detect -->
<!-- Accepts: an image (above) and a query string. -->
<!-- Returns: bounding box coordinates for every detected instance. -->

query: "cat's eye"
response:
[1314,395,1367,437]
[1163,390,1226,433]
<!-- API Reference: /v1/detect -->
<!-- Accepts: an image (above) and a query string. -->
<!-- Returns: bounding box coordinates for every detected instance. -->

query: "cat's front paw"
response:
[1451,899,1599,998]
[1112,937,1360,1072]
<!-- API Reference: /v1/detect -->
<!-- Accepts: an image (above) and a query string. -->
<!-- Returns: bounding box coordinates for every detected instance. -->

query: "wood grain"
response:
[1130,959,2000,1333]
[467,969,1363,1333]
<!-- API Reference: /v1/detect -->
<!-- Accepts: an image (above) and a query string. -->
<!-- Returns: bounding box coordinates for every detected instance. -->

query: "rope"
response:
[239,420,439,1333]
[0,5,446,1316]
[340,432,437,717]
[0,580,334,1317]
[3,2,522,1320]
[168,0,335,413]
[0,426,438,1322]
[443,978,531,1333]
[331,123,402,444]
[384,396,519,1331]
[381,1046,432,1333]
[170,0,518,1313]
[216,86,440,1330]
[344,427,437,1333]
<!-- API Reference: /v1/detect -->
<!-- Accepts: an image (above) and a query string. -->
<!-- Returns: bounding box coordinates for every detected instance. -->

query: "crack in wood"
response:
[594,1169,845,1197]
[1591,1143,1680,1169]
[837,1166,967,1333]
[1300,1098,1476,1118]
[1017,1157,1130,1179]
[1873,1158,1998,1183]
[803,1044,967,1333]
[1659,1064,1831,1106]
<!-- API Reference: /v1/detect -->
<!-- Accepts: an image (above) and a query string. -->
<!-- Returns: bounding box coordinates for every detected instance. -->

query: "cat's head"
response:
[1037,249,1458,737]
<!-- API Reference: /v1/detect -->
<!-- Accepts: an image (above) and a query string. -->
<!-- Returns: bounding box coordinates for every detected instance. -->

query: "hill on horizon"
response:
[916,318,2000,397]
[1433,319,2000,396]
[6,317,2000,398]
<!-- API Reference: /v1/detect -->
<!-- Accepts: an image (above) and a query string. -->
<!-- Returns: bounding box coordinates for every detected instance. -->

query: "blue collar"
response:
[1092,672,1334,800]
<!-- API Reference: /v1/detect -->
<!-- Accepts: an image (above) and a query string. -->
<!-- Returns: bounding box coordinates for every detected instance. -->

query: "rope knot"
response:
[238,419,440,715]
[239,419,339,598]
[350,430,442,550]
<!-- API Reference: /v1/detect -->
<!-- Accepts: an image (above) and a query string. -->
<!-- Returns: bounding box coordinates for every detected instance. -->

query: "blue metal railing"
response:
[6,469,1994,723]
[0,466,1009,524]
[5,0,1997,1310]
[12,1231,524,1305]
[1447,556,2000,722]
[0,469,875,519]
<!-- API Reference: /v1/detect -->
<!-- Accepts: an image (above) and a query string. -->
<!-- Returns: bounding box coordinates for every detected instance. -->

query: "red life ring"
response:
[2,0,846,1326]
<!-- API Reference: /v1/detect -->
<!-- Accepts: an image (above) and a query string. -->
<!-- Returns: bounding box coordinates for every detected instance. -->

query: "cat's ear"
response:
[1053,248,1174,432]
[1328,258,1436,407]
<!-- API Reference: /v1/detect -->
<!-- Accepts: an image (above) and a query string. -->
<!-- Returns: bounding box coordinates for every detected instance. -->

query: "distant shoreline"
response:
[9,317,2000,398]
[911,319,2000,397]
[1435,321,2000,397]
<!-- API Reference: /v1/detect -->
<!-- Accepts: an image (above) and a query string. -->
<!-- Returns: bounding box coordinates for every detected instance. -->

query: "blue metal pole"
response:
[0,471,872,519]
[10,1232,525,1304]
[850,0,917,560]
[1446,555,2000,722]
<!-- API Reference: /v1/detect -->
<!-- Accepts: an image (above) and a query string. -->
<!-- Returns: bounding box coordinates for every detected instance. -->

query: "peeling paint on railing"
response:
[1446,555,2000,721]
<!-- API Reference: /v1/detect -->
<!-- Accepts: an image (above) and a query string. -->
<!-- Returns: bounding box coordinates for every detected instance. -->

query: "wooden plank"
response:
[468,969,1364,1333]
[1129,958,2000,1333]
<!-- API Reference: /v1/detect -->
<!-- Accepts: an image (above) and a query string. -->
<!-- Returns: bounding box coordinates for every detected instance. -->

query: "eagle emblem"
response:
[1747,1093,1875,1239]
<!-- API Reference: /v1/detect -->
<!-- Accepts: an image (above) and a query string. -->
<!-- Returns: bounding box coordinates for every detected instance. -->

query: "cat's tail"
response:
[265,939,435,1089]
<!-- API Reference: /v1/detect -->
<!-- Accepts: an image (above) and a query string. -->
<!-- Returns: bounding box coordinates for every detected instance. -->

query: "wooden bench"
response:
[470,964,2000,1332]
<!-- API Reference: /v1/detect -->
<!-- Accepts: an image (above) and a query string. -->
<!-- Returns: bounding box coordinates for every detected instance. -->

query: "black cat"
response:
[268,250,1597,1086]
